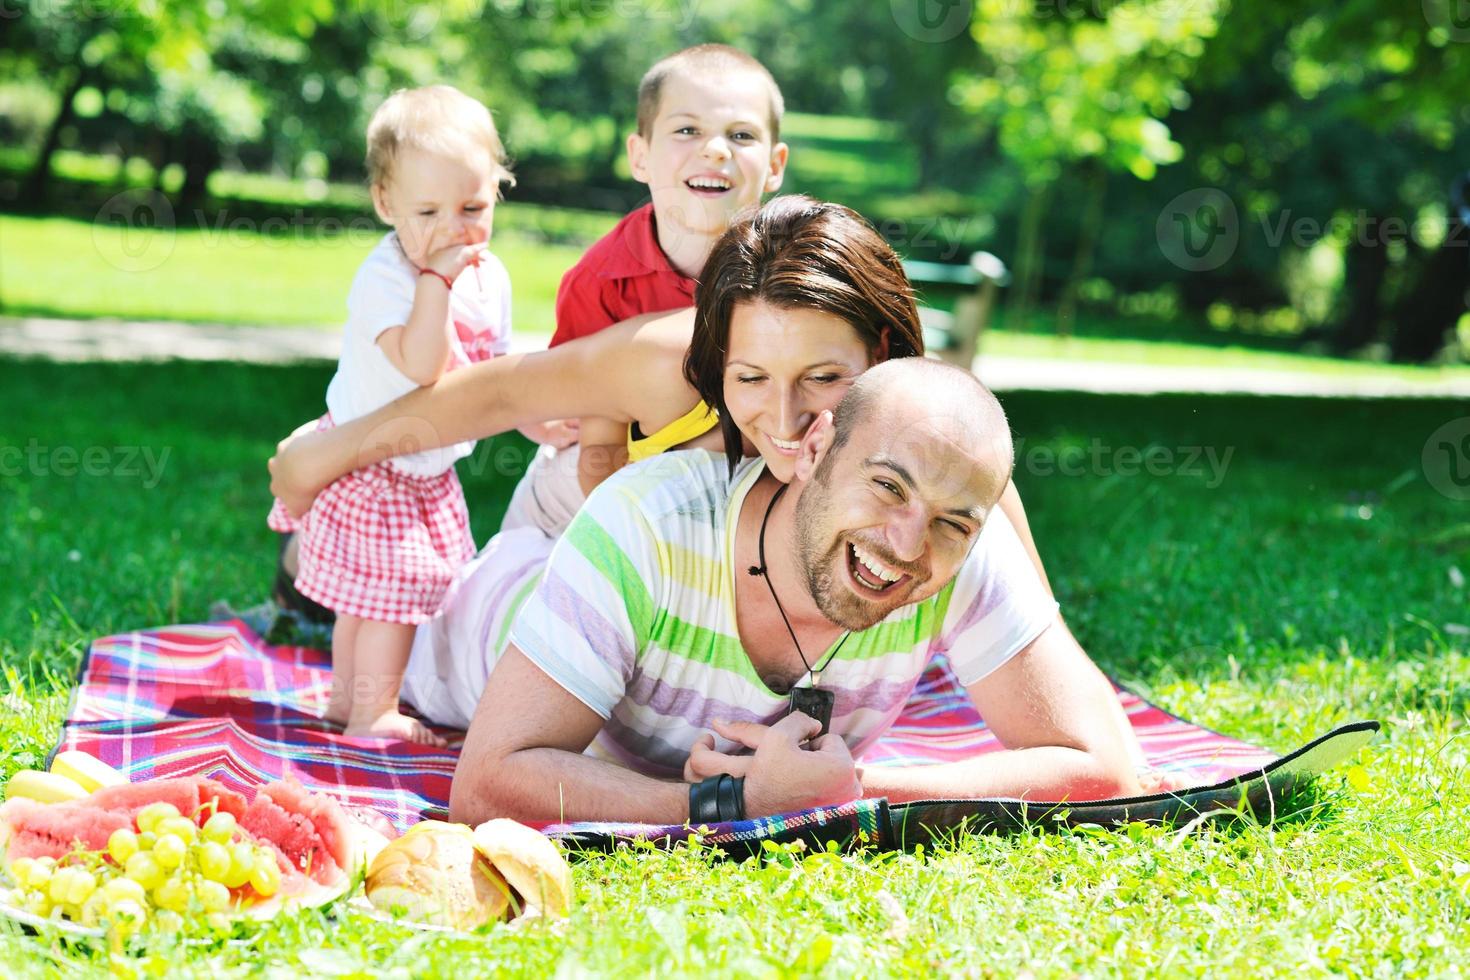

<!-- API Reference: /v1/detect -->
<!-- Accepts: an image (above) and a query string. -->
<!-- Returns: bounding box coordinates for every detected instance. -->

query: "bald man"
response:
[401,360,1144,825]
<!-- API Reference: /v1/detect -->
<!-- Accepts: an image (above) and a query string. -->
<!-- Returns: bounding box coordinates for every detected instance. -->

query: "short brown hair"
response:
[682,196,926,475]
[366,85,515,193]
[636,44,785,140]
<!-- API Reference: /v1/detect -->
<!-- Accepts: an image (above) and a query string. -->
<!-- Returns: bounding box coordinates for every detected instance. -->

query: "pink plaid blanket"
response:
[51,621,1373,848]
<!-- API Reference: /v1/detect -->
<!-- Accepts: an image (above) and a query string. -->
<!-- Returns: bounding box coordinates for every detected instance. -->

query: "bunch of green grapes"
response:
[5,801,283,931]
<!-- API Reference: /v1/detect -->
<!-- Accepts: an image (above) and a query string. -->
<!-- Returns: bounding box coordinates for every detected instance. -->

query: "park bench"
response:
[902,252,1009,369]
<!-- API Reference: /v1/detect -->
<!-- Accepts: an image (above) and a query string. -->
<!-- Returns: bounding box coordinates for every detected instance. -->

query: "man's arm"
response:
[448,645,688,825]
[449,645,863,824]
[855,619,1142,803]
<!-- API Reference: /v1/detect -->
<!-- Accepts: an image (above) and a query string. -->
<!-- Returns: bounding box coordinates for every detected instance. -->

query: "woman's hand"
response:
[267,419,330,518]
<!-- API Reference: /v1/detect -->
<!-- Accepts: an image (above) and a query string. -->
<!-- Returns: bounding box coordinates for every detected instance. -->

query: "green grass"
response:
[979,331,1469,381]
[0,213,586,332]
[5,211,1467,388]
[2,358,1467,974]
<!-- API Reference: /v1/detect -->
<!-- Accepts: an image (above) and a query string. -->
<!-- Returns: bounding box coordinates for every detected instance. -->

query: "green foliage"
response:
[961,0,1223,182]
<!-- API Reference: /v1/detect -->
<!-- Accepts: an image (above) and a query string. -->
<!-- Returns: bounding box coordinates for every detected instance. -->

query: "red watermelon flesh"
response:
[0,797,132,861]
[1,777,247,863]
[87,777,246,823]
[237,778,350,887]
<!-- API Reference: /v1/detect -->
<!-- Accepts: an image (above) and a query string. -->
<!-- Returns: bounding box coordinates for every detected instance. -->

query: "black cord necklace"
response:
[748,482,847,735]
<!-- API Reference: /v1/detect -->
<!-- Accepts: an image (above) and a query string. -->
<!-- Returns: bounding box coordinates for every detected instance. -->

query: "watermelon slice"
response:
[0,797,132,861]
[0,776,246,863]
[87,777,246,823]
[238,778,353,897]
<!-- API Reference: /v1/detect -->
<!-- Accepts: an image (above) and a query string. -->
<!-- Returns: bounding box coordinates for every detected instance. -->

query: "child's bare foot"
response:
[323,693,350,727]
[344,709,447,746]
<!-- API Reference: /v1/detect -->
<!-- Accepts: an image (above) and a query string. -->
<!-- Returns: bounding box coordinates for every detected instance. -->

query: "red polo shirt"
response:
[550,203,698,347]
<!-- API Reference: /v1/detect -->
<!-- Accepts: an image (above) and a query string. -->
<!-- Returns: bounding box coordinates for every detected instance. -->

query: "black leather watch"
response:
[689,773,746,824]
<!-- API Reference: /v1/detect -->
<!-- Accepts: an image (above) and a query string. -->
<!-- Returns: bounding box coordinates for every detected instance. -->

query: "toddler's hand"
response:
[424,242,487,283]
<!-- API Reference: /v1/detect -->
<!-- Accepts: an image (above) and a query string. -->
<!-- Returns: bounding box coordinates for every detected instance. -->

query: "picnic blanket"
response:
[49,620,1377,854]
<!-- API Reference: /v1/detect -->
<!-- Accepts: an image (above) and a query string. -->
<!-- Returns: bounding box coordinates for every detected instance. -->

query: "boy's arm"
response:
[576,416,631,496]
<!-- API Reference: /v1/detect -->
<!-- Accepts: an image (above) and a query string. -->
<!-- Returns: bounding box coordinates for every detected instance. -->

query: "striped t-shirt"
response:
[506,450,1058,779]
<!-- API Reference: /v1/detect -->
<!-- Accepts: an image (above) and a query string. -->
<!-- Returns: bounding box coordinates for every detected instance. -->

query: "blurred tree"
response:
[1,0,352,204]
[953,0,1225,333]
[1179,1,1470,360]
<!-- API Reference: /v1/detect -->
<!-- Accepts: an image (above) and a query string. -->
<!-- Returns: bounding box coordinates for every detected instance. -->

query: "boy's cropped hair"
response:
[636,44,785,140]
[366,85,515,192]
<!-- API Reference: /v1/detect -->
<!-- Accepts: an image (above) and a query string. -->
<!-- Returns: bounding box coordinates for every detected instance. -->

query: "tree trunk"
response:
[1329,224,1389,353]
[1388,208,1469,362]
[178,127,221,214]
[1010,180,1053,330]
[25,67,89,205]
[1056,162,1107,338]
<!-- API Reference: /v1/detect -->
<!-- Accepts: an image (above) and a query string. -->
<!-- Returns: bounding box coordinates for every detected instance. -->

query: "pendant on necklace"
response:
[788,686,834,737]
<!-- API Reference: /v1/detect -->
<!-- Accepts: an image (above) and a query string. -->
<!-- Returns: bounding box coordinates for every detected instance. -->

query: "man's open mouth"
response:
[846,540,907,594]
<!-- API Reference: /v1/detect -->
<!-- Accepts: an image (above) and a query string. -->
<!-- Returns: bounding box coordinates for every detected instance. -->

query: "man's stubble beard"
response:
[793,456,889,632]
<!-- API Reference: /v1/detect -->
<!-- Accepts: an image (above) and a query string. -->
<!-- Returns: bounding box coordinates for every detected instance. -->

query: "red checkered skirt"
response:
[267,419,475,624]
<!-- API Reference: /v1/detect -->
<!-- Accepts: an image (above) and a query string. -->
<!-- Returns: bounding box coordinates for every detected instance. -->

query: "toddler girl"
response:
[268,85,516,744]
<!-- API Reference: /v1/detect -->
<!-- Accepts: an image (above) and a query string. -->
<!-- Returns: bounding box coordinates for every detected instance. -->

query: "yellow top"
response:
[626,401,719,463]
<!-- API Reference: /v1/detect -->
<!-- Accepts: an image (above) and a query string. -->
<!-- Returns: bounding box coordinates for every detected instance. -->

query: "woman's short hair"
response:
[682,195,926,474]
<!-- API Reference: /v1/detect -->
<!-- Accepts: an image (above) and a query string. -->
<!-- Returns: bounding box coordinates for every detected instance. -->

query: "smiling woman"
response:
[681,195,925,478]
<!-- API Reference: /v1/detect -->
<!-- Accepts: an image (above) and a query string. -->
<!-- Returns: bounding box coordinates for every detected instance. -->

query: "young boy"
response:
[500,44,789,536]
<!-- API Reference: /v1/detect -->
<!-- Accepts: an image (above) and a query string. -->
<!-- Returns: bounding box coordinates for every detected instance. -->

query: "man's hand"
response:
[685,713,862,818]
[1136,766,1193,795]
[267,419,328,518]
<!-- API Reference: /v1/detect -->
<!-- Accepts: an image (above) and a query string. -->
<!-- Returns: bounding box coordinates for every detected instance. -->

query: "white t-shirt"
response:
[325,232,512,477]
[404,451,1059,776]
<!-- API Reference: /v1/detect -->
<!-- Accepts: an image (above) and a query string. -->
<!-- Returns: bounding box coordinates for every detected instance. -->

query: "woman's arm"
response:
[268,309,695,517]
[997,479,1053,596]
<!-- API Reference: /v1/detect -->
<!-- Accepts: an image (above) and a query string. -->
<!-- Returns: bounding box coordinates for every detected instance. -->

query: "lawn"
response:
[1,357,1466,975]
[5,211,1467,391]
[0,212,589,333]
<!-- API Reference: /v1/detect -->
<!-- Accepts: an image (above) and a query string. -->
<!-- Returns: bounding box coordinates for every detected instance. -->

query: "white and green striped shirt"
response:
[500,450,1057,779]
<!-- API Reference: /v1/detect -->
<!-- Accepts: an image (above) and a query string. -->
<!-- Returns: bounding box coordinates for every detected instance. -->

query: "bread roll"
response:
[366,821,510,929]
[471,818,572,919]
